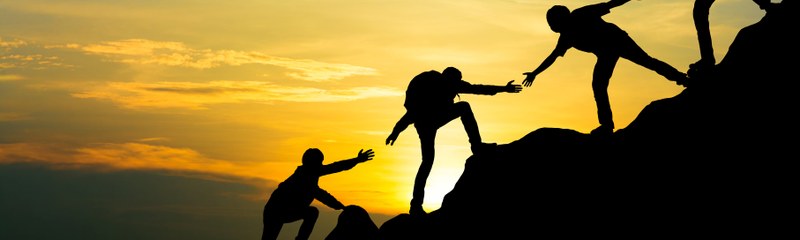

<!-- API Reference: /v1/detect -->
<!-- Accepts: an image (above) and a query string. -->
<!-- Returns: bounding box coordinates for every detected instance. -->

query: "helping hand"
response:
[506,80,522,93]
[357,149,375,162]
[522,72,536,87]
[385,132,398,146]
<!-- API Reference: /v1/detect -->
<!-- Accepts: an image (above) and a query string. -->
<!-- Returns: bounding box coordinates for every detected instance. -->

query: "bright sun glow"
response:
[417,133,473,212]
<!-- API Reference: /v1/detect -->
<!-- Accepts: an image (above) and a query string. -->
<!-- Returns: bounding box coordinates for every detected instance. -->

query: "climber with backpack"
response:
[385,66,522,216]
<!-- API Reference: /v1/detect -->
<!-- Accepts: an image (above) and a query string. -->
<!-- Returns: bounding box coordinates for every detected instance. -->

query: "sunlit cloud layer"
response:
[0,54,68,69]
[0,38,27,49]
[1,38,70,69]
[0,74,24,81]
[71,80,403,109]
[0,142,266,183]
[54,39,378,82]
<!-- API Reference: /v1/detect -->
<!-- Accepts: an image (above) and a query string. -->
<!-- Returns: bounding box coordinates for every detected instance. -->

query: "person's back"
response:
[404,70,454,118]
[267,165,319,213]
[560,2,630,54]
[548,1,637,57]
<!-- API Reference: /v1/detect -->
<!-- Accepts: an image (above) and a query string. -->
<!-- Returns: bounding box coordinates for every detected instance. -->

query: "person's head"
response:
[442,66,462,81]
[546,5,570,33]
[302,148,324,166]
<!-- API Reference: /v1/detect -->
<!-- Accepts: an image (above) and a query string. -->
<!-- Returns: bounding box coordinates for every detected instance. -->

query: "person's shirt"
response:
[406,78,502,119]
[553,2,629,56]
[269,159,360,210]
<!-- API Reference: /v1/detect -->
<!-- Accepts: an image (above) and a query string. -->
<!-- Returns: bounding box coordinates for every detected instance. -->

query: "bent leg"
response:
[451,102,482,144]
[593,55,618,129]
[262,206,284,240]
[295,206,319,240]
[262,222,282,240]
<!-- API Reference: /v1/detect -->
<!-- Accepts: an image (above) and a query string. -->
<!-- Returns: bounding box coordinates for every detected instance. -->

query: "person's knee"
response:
[591,79,610,89]
[454,101,472,111]
[453,102,474,116]
[306,206,319,220]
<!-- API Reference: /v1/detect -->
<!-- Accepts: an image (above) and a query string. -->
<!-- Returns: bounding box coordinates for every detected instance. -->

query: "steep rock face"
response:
[378,3,797,239]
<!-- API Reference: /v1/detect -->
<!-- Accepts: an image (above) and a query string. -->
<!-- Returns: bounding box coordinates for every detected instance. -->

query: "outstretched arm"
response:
[606,0,631,9]
[459,80,522,95]
[386,113,413,146]
[523,50,560,87]
[320,149,375,175]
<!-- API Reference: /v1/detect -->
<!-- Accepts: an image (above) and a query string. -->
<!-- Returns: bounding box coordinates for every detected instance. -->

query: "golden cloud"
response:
[0,143,65,164]
[71,81,402,109]
[63,39,377,82]
[0,38,69,69]
[0,38,27,49]
[0,74,25,81]
[0,142,270,183]
[0,54,69,69]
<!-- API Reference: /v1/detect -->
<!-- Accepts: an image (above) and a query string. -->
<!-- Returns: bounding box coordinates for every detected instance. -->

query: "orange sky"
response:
[0,0,767,239]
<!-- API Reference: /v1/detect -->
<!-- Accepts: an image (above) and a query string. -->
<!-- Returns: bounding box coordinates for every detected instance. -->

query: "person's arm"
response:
[574,0,624,16]
[458,80,522,95]
[606,0,630,9]
[320,149,375,175]
[523,46,563,87]
[314,188,345,210]
[386,113,413,146]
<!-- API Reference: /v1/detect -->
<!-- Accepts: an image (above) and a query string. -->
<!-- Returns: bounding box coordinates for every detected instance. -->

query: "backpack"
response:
[403,70,454,113]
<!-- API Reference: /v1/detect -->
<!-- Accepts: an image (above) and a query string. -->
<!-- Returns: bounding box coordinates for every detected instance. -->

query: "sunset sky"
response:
[1,0,766,239]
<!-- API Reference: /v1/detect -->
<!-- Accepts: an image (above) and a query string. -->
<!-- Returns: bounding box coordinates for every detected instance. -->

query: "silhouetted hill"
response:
[377,2,797,239]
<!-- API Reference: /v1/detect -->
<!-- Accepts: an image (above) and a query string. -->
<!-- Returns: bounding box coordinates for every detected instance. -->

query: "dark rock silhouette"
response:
[377,1,797,239]
[325,205,379,240]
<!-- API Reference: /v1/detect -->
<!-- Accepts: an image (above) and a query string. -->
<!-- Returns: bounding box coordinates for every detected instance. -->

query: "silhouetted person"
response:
[522,0,690,136]
[261,148,374,240]
[386,66,521,216]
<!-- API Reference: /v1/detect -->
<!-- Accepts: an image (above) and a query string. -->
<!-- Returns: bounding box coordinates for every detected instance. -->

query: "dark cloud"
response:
[0,164,265,240]
[0,163,398,240]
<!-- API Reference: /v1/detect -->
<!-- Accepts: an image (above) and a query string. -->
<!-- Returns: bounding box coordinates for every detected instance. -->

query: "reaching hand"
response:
[522,72,536,87]
[608,0,631,7]
[505,80,522,93]
[357,149,375,162]
[385,132,398,146]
